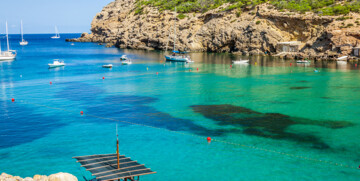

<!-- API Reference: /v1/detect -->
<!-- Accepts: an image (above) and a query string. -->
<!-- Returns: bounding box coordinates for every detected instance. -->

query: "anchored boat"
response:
[232,60,249,64]
[102,64,113,68]
[19,20,28,46]
[296,60,311,63]
[51,26,60,39]
[164,7,192,62]
[48,60,65,68]
[120,55,127,61]
[165,51,192,62]
[0,22,17,60]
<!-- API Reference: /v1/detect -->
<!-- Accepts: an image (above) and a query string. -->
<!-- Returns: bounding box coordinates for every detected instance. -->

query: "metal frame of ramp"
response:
[73,154,156,181]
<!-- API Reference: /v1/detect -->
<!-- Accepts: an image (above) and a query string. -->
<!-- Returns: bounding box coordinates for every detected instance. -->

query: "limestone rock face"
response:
[68,0,360,59]
[0,173,77,181]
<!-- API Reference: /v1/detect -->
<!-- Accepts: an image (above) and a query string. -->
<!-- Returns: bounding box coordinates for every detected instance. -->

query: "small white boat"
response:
[337,56,348,61]
[102,64,113,68]
[19,20,28,46]
[122,60,132,65]
[296,60,311,63]
[120,55,127,61]
[232,60,249,64]
[51,26,60,39]
[48,60,65,68]
[70,43,75,46]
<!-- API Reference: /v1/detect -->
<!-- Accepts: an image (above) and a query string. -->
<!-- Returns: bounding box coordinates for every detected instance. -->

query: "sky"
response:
[0,0,113,34]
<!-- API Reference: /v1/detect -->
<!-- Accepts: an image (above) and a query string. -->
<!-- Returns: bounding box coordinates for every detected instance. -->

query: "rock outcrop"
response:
[0,172,77,181]
[67,0,360,60]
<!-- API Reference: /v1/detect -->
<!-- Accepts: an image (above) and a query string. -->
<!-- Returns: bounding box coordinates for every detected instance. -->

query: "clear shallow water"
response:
[1,34,360,180]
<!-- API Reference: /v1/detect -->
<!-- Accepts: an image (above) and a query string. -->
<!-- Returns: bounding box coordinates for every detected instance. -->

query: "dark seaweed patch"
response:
[0,101,65,148]
[290,86,311,90]
[191,104,354,149]
[297,80,309,83]
[82,95,239,137]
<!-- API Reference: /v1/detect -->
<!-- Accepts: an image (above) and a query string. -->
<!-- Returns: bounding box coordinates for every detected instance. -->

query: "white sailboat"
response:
[164,7,192,62]
[0,22,17,60]
[19,20,28,46]
[51,26,60,39]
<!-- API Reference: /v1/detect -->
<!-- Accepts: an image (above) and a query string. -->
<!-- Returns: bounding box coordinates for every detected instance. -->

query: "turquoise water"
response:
[1,34,360,180]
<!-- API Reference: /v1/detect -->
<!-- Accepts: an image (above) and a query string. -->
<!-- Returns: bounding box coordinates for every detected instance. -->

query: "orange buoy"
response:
[355,64,358,67]
[230,65,232,68]
[197,68,199,71]
[156,72,159,75]
[102,77,105,79]
[80,111,84,115]
[290,63,292,66]
[11,98,15,102]
[207,137,211,142]
[50,81,52,85]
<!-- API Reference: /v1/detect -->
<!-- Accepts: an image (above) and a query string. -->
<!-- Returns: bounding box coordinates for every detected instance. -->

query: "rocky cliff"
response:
[0,172,77,181]
[68,0,360,60]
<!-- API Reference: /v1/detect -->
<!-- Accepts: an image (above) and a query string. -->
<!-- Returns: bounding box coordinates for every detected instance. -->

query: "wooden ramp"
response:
[74,154,155,181]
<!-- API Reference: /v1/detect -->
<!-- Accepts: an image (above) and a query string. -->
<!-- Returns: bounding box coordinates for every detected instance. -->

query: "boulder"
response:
[48,173,77,181]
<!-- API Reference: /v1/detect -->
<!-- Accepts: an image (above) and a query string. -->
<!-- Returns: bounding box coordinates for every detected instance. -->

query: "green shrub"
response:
[177,13,187,19]
[133,0,360,16]
[256,20,261,24]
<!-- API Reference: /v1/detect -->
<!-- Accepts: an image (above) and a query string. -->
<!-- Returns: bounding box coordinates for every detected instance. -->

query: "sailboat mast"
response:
[173,7,176,51]
[6,21,10,51]
[21,20,24,41]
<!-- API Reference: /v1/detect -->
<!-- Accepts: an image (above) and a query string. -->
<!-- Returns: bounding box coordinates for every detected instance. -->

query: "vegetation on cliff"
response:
[134,0,360,16]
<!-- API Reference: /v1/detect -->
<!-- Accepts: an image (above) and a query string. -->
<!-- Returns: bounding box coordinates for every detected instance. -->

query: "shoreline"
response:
[66,37,360,62]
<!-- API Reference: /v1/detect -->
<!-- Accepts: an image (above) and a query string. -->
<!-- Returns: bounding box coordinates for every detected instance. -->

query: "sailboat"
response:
[19,20,28,46]
[51,26,60,39]
[164,7,192,62]
[0,22,17,60]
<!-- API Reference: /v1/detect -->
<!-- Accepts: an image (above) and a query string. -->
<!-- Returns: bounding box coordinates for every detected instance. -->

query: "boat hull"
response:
[0,56,15,60]
[20,41,28,46]
[102,65,113,68]
[48,65,64,68]
[232,60,249,64]
[165,55,189,62]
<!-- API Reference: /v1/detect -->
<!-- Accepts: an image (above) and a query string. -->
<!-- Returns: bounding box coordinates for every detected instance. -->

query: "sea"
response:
[1,34,360,180]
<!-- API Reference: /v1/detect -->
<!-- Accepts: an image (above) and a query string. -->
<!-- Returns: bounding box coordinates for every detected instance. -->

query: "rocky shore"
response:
[67,0,360,61]
[0,172,77,181]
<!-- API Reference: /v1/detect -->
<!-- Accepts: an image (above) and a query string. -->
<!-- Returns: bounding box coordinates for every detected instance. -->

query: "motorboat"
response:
[48,60,65,68]
[122,60,132,65]
[102,64,113,68]
[0,22,17,60]
[51,26,60,39]
[19,20,28,46]
[120,55,127,61]
[296,60,311,63]
[232,60,249,64]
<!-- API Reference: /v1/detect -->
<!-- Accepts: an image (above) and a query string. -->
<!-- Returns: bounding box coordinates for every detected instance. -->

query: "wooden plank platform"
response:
[74,154,155,180]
